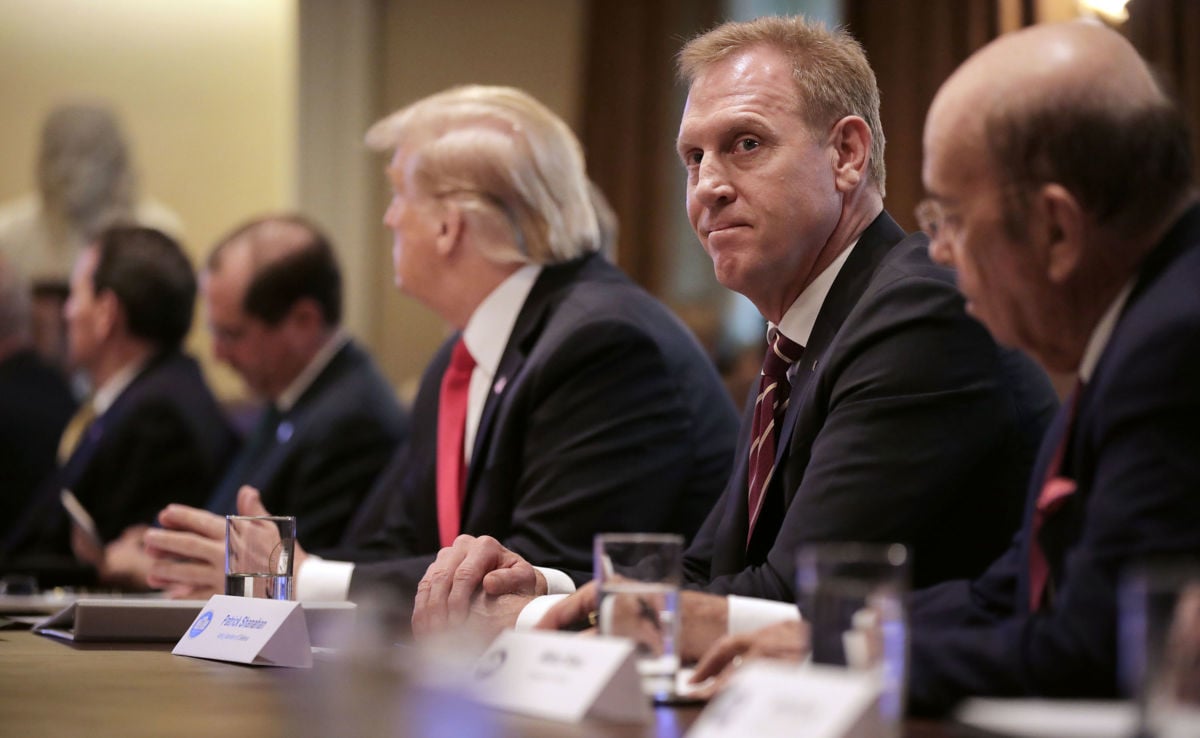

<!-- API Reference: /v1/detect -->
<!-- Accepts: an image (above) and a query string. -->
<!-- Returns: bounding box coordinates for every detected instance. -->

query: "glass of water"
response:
[594,532,684,702]
[225,515,296,600]
[1120,560,1200,738]
[797,542,910,735]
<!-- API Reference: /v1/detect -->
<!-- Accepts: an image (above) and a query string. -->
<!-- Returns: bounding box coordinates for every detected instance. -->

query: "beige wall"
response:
[0,0,296,398]
[0,0,588,401]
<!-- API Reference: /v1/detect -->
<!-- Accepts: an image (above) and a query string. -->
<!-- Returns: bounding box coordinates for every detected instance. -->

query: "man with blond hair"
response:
[418,15,1057,655]
[692,20,1200,714]
[147,86,738,616]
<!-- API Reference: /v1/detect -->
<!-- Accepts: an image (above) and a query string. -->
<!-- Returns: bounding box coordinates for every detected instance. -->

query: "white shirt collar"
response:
[775,239,858,346]
[1079,280,1135,383]
[460,264,542,461]
[276,329,350,413]
[92,358,148,415]
[462,265,543,381]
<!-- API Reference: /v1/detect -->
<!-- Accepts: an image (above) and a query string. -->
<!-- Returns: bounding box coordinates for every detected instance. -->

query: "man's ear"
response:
[93,289,122,341]
[1038,183,1085,284]
[829,115,871,193]
[435,201,465,258]
[284,297,324,334]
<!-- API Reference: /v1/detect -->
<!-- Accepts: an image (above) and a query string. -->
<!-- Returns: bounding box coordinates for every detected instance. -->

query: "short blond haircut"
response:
[679,16,886,196]
[366,85,600,266]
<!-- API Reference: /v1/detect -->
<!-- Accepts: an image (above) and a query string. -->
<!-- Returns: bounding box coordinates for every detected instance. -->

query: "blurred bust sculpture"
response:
[0,102,181,367]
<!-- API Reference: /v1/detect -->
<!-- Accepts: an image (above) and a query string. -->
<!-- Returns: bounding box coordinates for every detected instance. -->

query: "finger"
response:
[157,504,226,539]
[147,557,222,589]
[691,633,750,683]
[413,539,473,635]
[143,529,224,565]
[536,582,599,631]
[236,486,270,516]
[163,583,198,600]
[690,665,736,701]
[447,536,507,623]
[481,564,537,597]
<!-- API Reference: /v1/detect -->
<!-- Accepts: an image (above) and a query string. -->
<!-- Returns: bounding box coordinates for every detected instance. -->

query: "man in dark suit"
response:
[2,227,235,584]
[187,214,408,551]
[689,20,1200,715]
[141,86,739,616]
[423,16,1057,646]
[902,21,1200,713]
[0,254,75,544]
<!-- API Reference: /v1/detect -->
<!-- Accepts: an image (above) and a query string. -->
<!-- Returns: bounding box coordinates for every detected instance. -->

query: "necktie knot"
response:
[761,329,804,381]
[58,399,98,464]
[448,337,477,377]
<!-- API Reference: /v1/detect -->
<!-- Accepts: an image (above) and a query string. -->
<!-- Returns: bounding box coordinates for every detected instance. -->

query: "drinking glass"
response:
[1120,560,1200,738]
[594,532,684,702]
[225,515,296,600]
[796,542,909,735]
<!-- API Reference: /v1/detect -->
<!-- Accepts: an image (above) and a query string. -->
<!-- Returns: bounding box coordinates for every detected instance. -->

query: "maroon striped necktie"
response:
[746,328,804,546]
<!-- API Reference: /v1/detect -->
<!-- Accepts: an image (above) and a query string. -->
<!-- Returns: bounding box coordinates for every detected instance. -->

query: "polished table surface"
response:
[0,629,986,737]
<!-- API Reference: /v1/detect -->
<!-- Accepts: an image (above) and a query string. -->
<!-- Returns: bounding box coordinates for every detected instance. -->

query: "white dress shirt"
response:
[299,266,544,601]
[516,242,859,632]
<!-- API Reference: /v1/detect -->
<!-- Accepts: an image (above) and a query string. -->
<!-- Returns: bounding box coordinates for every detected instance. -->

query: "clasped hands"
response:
[74,485,305,598]
[410,536,809,697]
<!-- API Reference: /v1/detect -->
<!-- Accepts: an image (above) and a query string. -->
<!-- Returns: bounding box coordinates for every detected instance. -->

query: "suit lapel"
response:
[462,255,602,506]
[771,212,908,470]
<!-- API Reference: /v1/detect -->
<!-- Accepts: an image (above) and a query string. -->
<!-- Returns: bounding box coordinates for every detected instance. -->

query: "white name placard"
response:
[687,662,884,738]
[470,629,650,724]
[172,594,312,668]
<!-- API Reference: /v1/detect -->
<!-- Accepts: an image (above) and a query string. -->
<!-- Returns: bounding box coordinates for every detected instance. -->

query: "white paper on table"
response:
[953,697,1137,738]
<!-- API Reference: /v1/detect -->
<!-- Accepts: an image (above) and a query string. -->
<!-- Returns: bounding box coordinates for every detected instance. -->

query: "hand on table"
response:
[687,620,809,699]
[412,535,545,637]
[145,486,308,599]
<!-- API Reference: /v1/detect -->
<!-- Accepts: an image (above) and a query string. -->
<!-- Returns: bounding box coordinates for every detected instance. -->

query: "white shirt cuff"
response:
[516,594,569,630]
[727,594,801,635]
[296,554,355,601]
[534,566,577,596]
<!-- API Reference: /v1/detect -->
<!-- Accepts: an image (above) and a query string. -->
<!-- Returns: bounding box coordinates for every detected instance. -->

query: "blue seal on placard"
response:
[473,647,507,680]
[189,610,214,638]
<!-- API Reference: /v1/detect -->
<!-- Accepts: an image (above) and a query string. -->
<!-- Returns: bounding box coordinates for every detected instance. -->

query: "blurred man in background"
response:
[144,86,739,621]
[193,214,408,549]
[0,254,74,545]
[2,227,233,588]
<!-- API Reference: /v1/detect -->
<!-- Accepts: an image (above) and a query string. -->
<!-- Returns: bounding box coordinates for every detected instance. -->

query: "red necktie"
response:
[1029,380,1083,611]
[437,338,476,547]
[746,328,804,546]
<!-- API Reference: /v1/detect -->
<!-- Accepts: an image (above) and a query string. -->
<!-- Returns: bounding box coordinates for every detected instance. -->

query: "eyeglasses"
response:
[914,198,959,243]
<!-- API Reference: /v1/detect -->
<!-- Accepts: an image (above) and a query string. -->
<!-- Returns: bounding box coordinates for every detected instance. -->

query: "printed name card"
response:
[172,594,312,668]
[687,662,884,738]
[470,629,650,723]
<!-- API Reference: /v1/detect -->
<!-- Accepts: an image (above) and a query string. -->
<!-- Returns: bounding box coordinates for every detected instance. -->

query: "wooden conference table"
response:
[0,630,989,738]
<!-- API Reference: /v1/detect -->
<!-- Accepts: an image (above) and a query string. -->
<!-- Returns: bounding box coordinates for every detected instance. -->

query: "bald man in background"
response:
[694,20,1200,714]
[196,215,408,549]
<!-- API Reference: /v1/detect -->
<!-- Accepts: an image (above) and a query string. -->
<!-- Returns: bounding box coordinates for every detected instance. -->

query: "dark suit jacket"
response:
[206,340,408,550]
[341,254,740,603]
[5,351,236,555]
[907,204,1200,714]
[684,211,1059,599]
[0,349,76,543]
